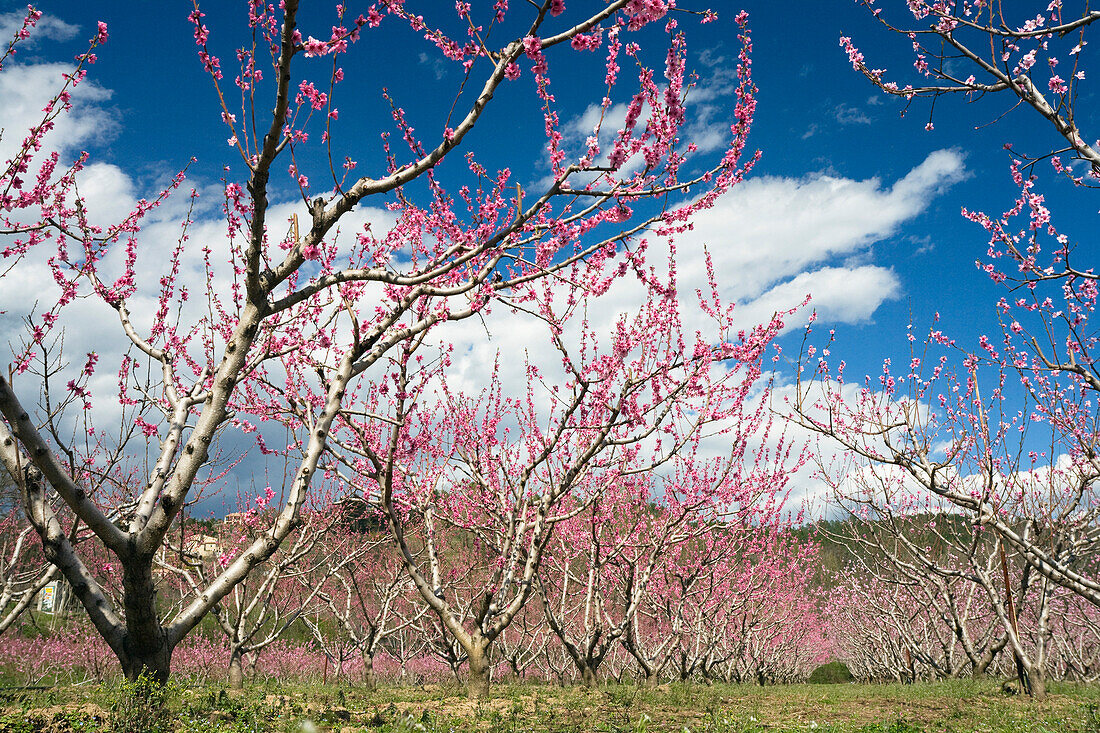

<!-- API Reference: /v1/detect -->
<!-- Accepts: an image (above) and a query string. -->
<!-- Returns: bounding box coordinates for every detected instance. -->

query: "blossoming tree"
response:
[794,0,1100,698]
[0,1,761,682]
[316,264,798,697]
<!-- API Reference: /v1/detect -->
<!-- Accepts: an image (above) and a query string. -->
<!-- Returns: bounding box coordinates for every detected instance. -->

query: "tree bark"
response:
[229,647,245,690]
[580,665,599,688]
[119,637,173,684]
[467,644,491,700]
[363,652,377,691]
[1030,669,1047,701]
[120,559,171,683]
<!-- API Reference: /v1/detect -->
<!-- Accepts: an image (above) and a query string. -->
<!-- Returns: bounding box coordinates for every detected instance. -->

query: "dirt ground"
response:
[2,679,1098,732]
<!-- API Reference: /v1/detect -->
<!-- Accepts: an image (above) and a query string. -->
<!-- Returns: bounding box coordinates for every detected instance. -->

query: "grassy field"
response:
[1,679,1099,732]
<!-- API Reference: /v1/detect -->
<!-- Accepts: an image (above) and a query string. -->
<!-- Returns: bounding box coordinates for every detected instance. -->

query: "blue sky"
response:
[1,2,1095,513]
[15,2,1083,345]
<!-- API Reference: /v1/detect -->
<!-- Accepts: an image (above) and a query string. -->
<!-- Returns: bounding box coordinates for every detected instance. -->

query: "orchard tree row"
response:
[0,0,791,701]
[0,0,1098,704]
[795,0,1100,702]
[5,491,1100,697]
[0,482,824,691]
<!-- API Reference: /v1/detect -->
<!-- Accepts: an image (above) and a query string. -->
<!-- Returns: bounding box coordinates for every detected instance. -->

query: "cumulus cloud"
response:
[735,266,901,329]
[0,62,117,164]
[0,23,966,518]
[414,150,968,514]
[0,56,130,387]
[433,150,967,407]
[548,50,745,189]
[0,56,132,238]
[670,148,967,323]
[0,10,80,47]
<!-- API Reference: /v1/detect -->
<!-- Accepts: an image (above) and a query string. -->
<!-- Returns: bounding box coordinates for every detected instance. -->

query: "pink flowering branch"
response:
[844,1,1100,176]
[0,0,766,686]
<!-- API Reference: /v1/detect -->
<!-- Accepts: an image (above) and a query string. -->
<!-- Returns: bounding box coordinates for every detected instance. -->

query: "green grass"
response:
[808,662,854,685]
[1,679,1099,732]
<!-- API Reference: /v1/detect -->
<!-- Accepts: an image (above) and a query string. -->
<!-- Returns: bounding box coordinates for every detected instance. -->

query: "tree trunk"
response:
[229,647,245,690]
[363,652,377,691]
[119,638,173,684]
[120,559,171,683]
[580,664,598,688]
[1029,670,1047,701]
[468,644,491,700]
[974,636,1006,678]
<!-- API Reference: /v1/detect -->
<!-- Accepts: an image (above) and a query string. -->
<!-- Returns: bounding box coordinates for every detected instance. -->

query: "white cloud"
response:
[430,150,967,418]
[417,51,448,81]
[0,28,966,521]
[548,54,743,190]
[835,103,871,125]
[71,162,137,227]
[0,11,80,47]
[670,148,967,320]
[735,266,901,329]
[410,151,968,520]
[0,62,116,166]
